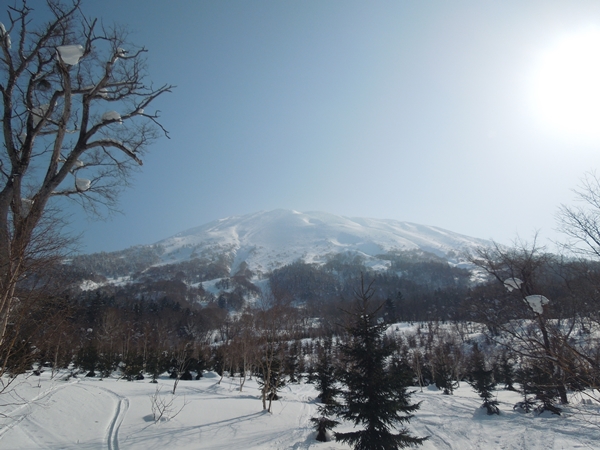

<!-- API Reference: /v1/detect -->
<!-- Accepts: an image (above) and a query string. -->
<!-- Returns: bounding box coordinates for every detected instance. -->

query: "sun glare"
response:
[532,29,600,140]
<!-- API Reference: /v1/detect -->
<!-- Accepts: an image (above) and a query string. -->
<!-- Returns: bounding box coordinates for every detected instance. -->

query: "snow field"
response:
[1,370,600,449]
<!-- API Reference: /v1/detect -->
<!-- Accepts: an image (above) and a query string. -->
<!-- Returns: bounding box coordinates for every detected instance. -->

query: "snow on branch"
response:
[503,278,523,292]
[75,178,91,191]
[101,111,122,123]
[524,295,549,315]
[56,45,84,65]
[0,22,10,49]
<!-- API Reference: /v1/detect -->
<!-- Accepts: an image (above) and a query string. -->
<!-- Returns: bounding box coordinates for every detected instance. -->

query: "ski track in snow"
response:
[86,383,130,450]
[106,396,129,450]
[271,383,316,450]
[0,379,128,449]
[0,377,77,441]
[3,372,600,449]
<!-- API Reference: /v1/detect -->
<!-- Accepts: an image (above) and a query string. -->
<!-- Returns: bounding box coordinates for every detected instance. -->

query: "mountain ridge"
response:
[153,209,491,276]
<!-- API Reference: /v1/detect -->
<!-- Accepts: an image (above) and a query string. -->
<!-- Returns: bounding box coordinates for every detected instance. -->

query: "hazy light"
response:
[532,29,600,140]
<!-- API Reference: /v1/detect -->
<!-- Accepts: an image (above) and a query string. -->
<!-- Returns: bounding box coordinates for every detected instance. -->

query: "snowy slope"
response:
[156,209,491,275]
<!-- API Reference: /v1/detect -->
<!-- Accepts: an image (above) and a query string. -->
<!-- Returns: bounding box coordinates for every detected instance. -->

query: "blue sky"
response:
[46,1,600,253]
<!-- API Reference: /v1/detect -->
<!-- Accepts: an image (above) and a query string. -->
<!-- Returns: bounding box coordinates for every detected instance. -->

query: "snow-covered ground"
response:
[1,371,599,449]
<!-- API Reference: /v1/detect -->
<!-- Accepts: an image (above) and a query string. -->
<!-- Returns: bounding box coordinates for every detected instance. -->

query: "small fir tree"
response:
[145,350,168,383]
[311,413,340,442]
[467,343,499,415]
[309,338,341,442]
[122,353,144,381]
[97,351,118,379]
[432,344,455,395]
[310,338,341,407]
[496,350,516,391]
[514,366,537,413]
[525,364,562,415]
[335,278,427,450]
[75,344,98,377]
[284,341,301,383]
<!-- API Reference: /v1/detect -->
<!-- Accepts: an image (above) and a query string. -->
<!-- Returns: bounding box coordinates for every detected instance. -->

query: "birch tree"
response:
[0,1,172,375]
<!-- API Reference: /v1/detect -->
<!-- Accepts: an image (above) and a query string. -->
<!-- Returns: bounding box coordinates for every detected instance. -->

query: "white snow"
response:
[79,279,102,291]
[56,45,84,65]
[155,210,490,275]
[101,111,122,123]
[75,178,91,191]
[504,278,523,292]
[0,370,598,449]
[0,22,10,49]
[524,294,550,314]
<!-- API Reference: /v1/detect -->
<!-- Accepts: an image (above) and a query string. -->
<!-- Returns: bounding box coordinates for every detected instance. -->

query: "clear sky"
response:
[45,0,600,253]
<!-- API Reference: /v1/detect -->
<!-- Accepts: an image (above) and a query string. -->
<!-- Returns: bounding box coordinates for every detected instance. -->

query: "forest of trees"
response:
[1,236,600,450]
[2,242,600,428]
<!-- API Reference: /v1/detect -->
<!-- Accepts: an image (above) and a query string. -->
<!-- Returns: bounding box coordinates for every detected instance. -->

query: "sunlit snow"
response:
[0,22,10,49]
[156,210,490,276]
[101,111,122,123]
[524,294,550,314]
[76,178,91,191]
[56,45,84,65]
[1,353,599,449]
[503,278,523,292]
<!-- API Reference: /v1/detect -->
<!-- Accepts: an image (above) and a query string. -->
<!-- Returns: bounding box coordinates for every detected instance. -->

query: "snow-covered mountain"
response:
[155,209,491,276]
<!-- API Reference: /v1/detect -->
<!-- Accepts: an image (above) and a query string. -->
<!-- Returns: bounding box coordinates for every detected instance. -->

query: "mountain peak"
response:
[156,210,490,276]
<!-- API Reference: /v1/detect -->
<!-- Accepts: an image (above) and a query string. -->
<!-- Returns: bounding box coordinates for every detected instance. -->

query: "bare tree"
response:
[468,238,572,406]
[558,171,600,259]
[253,293,299,412]
[555,172,600,417]
[227,311,255,392]
[0,1,172,370]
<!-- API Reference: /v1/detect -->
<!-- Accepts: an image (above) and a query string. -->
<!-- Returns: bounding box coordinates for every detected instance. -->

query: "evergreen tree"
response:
[431,343,455,395]
[309,338,341,442]
[516,363,562,415]
[311,414,340,442]
[335,278,427,450]
[75,344,98,377]
[123,353,144,381]
[467,343,499,415]
[284,341,301,383]
[497,350,516,391]
[310,338,341,407]
[514,366,536,413]
[384,292,400,324]
[145,350,168,383]
[97,351,118,379]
